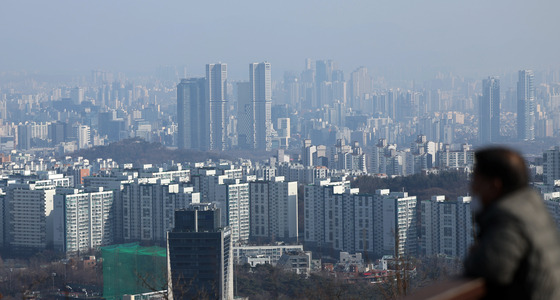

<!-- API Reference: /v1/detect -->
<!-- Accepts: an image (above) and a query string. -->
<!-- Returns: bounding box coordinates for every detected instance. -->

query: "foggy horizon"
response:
[1,0,559,81]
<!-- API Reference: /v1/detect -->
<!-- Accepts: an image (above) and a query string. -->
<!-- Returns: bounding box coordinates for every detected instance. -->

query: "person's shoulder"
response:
[496,187,552,228]
[483,188,540,223]
[498,187,541,210]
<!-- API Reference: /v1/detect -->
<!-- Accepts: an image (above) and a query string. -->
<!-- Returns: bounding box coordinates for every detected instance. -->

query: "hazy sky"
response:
[1,0,559,80]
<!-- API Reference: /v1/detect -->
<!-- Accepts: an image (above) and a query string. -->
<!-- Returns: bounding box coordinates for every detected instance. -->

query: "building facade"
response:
[177,78,207,150]
[517,70,535,141]
[249,177,298,242]
[419,196,473,258]
[207,63,228,151]
[479,76,500,143]
[167,204,233,300]
[304,181,417,259]
[52,187,114,253]
[250,62,272,151]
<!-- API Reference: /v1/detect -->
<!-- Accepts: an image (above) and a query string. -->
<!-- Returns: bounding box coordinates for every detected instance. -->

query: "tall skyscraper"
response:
[177,78,207,150]
[236,81,252,149]
[315,59,336,107]
[70,87,84,105]
[250,62,272,151]
[517,70,535,141]
[350,66,373,110]
[479,77,500,143]
[167,204,233,300]
[207,63,228,151]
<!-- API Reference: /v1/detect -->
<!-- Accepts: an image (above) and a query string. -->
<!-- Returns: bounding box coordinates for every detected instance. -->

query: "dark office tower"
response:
[168,204,233,300]
[207,63,228,151]
[250,62,272,151]
[517,70,535,141]
[49,122,66,146]
[177,78,207,150]
[479,77,500,144]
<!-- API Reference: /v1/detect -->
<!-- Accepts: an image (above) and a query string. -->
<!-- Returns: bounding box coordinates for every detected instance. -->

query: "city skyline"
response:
[3,1,560,298]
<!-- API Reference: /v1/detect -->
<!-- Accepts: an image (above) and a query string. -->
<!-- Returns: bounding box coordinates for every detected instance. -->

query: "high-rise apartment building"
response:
[380,190,417,257]
[250,62,272,151]
[543,146,560,186]
[167,204,233,300]
[177,78,207,150]
[436,144,474,170]
[276,118,290,149]
[479,77,500,143]
[207,63,228,151]
[349,66,372,110]
[76,124,91,149]
[237,63,273,151]
[249,177,298,242]
[237,81,252,149]
[419,196,473,258]
[304,181,416,259]
[315,59,337,108]
[6,183,56,252]
[121,178,199,243]
[70,87,84,105]
[214,179,250,245]
[52,187,114,253]
[83,171,135,243]
[517,70,535,141]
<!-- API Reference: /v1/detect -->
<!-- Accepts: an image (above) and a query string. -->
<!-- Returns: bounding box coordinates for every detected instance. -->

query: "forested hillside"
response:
[69,138,272,165]
[352,171,470,201]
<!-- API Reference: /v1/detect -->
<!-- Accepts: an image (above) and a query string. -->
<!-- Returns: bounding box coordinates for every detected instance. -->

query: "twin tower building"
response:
[177,62,272,152]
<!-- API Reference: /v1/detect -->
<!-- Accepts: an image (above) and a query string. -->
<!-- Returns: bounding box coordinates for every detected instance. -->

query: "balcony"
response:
[403,278,485,300]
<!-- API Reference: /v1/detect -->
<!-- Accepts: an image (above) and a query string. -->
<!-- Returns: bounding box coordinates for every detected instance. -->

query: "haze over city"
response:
[1,0,560,80]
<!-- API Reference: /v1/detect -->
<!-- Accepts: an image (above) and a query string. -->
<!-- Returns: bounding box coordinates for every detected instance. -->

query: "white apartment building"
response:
[214,179,250,245]
[83,171,136,242]
[304,182,417,259]
[380,190,417,257]
[249,177,298,242]
[420,196,473,258]
[121,178,199,243]
[138,165,190,182]
[190,171,228,202]
[76,124,91,150]
[52,187,114,253]
[6,182,56,251]
[232,244,304,265]
[436,144,474,171]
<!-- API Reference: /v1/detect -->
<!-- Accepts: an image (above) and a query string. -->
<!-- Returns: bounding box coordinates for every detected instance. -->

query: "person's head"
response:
[471,147,529,209]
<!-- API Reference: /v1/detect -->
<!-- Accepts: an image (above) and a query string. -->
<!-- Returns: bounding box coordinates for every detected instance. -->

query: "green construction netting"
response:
[102,243,167,300]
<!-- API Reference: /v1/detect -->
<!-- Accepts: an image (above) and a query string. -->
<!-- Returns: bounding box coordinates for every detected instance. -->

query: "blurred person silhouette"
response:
[464,147,560,299]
